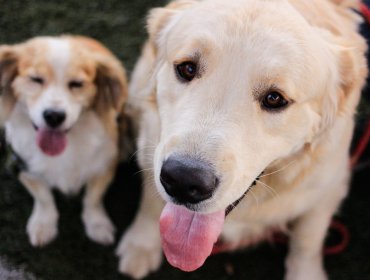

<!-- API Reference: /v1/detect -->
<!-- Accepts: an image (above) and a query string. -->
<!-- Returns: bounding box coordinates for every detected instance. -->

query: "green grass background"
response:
[0,1,370,279]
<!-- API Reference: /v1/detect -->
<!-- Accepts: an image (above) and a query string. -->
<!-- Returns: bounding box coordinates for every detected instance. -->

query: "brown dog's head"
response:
[0,36,127,156]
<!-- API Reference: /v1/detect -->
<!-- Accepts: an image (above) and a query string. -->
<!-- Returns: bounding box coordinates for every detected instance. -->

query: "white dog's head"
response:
[0,36,126,156]
[146,0,366,271]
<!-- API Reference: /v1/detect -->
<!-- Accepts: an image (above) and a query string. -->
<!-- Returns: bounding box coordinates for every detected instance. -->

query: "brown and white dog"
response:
[117,0,367,279]
[0,36,127,246]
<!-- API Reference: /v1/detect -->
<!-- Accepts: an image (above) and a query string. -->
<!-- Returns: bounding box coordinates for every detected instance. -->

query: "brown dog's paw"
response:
[27,209,58,247]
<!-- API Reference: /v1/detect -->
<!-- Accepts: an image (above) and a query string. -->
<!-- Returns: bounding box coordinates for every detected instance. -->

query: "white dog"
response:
[0,36,127,247]
[117,0,367,279]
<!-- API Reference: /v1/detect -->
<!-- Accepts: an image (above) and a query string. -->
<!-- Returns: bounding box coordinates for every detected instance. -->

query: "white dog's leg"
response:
[285,191,345,280]
[82,166,116,245]
[116,171,164,279]
[20,172,58,247]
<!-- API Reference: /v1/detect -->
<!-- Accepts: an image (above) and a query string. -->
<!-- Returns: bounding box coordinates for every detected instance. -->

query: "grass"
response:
[0,0,370,279]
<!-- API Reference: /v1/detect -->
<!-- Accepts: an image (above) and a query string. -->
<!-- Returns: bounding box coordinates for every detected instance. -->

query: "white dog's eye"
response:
[29,76,44,85]
[68,80,84,89]
[262,91,289,111]
[175,61,197,82]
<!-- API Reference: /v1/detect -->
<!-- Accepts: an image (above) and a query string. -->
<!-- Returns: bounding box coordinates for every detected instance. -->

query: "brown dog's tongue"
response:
[36,128,67,156]
[160,202,225,271]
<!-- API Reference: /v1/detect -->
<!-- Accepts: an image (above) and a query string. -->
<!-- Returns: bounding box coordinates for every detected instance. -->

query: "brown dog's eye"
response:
[30,76,44,85]
[68,80,84,89]
[262,91,288,110]
[175,62,197,82]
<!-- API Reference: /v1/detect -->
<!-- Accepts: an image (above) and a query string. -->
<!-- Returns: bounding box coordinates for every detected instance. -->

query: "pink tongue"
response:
[36,129,67,156]
[160,202,225,272]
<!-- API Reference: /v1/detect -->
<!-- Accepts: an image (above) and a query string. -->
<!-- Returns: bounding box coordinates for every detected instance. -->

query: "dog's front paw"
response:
[82,208,116,245]
[285,255,327,280]
[116,217,162,279]
[27,209,58,247]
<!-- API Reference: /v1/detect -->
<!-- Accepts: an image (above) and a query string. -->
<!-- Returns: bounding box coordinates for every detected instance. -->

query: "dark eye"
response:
[68,80,84,89]
[175,61,197,82]
[262,91,289,110]
[30,76,44,85]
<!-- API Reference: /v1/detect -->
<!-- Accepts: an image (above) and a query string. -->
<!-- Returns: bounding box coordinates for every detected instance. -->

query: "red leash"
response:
[212,3,370,257]
[351,119,370,167]
[351,3,370,168]
[212,220,350,256]
[360,3,370,23]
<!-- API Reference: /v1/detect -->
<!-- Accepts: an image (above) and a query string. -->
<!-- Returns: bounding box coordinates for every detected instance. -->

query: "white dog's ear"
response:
[315,28,367,132]
[93,54,128,116]
[335,40,367,114]
[0,45,18,125]
[328,36,367,119]
[147,0,198,46]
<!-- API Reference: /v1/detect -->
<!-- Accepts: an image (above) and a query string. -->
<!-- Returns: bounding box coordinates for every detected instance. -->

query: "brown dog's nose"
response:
[160,155,219,204]
[43,109,66,128]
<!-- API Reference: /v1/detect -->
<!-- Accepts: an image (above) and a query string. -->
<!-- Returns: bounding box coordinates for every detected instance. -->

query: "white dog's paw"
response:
[285,255,327,280]
[27,209,58,247]
[83,208,116,245]
[116,218,162,279]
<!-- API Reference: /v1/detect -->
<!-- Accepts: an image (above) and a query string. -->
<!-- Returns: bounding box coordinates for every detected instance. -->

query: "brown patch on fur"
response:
[68,36,128,115]
[66,36,128,143]
[68,35,114,56]
[0,46,18,123]
[94,63,126,112]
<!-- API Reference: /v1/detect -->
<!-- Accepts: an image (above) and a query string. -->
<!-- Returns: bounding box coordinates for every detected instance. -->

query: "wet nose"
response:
[43,109,66,128]
[160,155,219,204]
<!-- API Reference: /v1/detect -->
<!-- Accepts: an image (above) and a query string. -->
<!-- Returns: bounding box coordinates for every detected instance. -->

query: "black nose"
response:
[160,155,219,204]
[43,109,66,128]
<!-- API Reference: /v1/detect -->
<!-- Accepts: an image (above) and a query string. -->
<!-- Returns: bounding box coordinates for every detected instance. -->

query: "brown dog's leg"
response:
[19,172,58,247]
[82,163,116,245]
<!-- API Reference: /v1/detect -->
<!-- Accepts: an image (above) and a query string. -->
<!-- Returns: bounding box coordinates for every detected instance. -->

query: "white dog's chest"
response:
[5,106,117,194]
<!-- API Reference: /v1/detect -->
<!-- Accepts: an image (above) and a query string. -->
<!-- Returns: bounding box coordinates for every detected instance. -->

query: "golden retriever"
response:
[117,0,367,279]
[0,36,127,246]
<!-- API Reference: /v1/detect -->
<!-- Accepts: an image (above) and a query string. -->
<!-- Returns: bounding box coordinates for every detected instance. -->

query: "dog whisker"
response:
[249,188,259,208]
[256,179,279,199]
[128,148,156,161]
[133,167,154,176]
[259,160,296,178]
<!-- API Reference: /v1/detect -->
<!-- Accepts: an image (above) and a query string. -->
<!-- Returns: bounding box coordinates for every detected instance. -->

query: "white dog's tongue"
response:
[160,202,225,271]
[36,129,67,156]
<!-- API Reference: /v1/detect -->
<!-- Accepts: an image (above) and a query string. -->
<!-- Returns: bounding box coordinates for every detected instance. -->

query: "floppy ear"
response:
[315,30,367,133]
[147,0,198,47]
[93,54,128,116]
[0,45,18,124]
[336,40,368,115]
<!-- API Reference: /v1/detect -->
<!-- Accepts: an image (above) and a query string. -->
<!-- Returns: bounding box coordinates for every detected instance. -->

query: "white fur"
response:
[6,103,116,194]
[118,0,367,279]
[46,39,71,83]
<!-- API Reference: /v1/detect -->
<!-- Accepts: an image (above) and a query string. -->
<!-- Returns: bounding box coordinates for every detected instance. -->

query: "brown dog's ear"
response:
[0,45,18,124]
[93,54,128,116]
[147,0,198,46]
